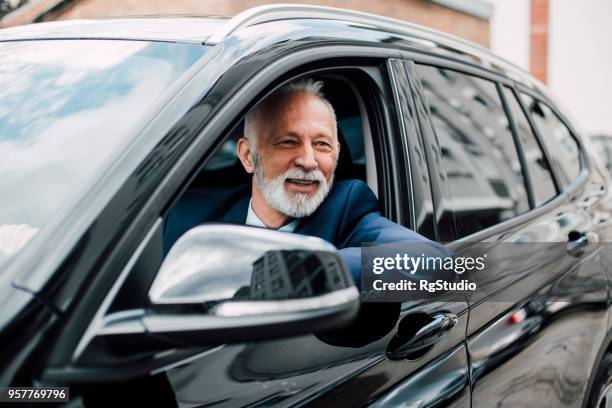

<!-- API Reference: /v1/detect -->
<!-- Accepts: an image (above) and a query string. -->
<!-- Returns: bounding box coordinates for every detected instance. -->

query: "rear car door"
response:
[408,58,610,407]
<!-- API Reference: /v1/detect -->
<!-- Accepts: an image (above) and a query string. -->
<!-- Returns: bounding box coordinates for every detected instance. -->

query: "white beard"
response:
[253,159,334,218]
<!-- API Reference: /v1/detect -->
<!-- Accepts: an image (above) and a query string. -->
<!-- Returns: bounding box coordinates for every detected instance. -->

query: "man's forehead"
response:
[259,90,324,115]
[279,94,334,119]
[252,91,337,143]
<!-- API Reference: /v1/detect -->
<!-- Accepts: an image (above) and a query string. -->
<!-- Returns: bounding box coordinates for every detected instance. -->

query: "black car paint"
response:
[0,16,611,407]
[401,48,612,406]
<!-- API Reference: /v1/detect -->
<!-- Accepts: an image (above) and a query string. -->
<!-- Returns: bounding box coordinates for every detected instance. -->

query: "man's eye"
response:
[315,141,332,148]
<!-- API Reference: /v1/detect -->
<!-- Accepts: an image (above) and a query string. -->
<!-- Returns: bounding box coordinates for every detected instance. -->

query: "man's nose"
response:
[293,144,318,171]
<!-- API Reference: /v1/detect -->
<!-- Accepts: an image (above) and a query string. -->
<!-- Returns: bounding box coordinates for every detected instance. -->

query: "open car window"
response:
[191,76,373,190]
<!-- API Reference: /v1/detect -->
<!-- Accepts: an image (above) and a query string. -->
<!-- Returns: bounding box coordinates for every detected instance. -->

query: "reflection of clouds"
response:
[0,67,169,227]
[0,41,146,71]
[0,45,141,140]
[0,42,146,127]
[0,40,205,260]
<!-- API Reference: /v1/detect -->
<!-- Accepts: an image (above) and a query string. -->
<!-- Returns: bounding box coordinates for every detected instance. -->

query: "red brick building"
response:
[529,0,548,83]
[0,0,494,47]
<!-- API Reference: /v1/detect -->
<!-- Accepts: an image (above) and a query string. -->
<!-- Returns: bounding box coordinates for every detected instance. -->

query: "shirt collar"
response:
[246,198,299,232]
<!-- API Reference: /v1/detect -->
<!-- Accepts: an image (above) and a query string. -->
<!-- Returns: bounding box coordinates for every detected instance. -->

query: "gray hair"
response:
[244,78,337,151]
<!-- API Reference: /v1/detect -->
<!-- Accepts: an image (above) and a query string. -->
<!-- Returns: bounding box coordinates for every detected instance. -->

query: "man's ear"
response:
[237,137,255,174]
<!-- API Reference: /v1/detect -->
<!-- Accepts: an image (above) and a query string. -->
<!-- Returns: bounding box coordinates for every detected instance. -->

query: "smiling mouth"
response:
[286,179,319,186]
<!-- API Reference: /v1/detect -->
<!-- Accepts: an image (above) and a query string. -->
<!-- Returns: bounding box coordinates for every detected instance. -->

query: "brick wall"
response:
[530,0,548,83]
[2,0,490,47]
[0,0,67,27]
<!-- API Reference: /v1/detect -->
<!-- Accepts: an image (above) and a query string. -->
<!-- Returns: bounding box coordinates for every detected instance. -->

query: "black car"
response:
[1,4,612,407]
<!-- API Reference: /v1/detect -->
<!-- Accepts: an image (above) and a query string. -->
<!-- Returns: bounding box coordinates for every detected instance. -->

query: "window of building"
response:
[415,65,530,239]
[520,94,581,188]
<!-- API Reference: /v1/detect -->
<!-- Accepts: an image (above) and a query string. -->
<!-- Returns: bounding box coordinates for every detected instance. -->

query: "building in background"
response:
[489,0,612,135]
[2,0,610,135]
[0,0,493,46]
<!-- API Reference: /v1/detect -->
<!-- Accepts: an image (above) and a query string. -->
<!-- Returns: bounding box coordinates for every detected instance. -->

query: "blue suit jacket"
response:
[164,179,448,283]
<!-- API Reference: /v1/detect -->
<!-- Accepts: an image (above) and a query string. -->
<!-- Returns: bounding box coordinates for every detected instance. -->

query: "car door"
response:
[406,57,610,407]
[152,54,471,408]
[36,44,470,407]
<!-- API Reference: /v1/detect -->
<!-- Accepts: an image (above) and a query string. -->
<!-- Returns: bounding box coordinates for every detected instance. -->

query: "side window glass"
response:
[521,94,581,187]
[416,65,529,239]
[502,88,557,206]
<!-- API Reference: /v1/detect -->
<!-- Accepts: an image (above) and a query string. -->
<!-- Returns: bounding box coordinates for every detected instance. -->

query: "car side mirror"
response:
[97,224,359,347]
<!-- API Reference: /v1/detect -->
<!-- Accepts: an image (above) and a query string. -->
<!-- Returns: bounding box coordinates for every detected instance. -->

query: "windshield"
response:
[0,39,207,266]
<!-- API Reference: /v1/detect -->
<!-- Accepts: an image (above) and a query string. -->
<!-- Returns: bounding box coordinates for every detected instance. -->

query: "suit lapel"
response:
[221,194,250,224]
[295,204,334,242]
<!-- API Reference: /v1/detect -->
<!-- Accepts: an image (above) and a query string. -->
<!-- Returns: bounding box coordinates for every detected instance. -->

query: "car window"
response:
[193,77,369,188]
[0,39,207,267]
[162,74,384,256]
[502,88,557,206]
[521,94,581,187]
[415,65,529,239]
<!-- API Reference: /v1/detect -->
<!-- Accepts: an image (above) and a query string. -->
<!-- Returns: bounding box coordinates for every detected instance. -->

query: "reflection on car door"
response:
[409,59,609,407]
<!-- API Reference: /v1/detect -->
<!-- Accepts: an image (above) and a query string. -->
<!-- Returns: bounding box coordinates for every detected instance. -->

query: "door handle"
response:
[387,312,457,360]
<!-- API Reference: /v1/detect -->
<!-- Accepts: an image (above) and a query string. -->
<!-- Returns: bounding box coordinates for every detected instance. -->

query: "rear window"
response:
[502,88,557,206]
[521,94,582,187]
[0,40,207,266]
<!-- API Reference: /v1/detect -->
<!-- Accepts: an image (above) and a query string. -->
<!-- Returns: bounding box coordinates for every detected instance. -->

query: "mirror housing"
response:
[97,225,359,348]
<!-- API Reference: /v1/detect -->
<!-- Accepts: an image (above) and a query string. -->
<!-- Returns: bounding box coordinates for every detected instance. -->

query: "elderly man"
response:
[164,78,446,281]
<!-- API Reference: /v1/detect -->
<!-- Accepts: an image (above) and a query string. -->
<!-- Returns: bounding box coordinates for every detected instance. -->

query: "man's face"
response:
[251,92,339,217]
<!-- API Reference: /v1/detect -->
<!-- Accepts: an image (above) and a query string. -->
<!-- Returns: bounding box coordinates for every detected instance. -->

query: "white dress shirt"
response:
[245,198,299,232]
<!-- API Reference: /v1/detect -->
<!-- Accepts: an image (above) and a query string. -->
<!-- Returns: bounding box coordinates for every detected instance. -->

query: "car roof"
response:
[0,4,533,84]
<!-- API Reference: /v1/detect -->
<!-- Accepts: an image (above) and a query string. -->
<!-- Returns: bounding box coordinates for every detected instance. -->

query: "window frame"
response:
[387,58,437,237]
